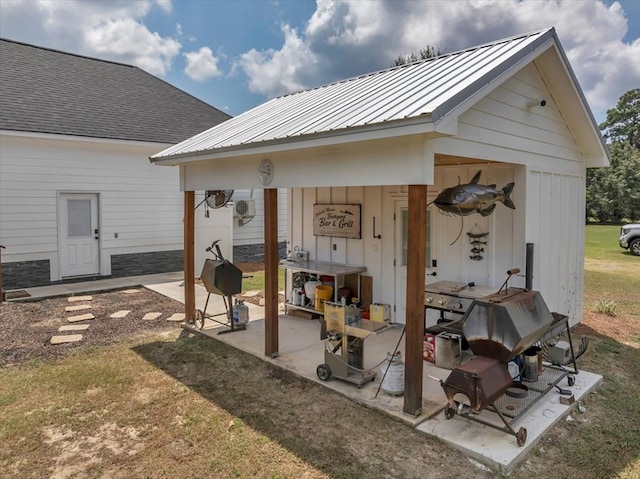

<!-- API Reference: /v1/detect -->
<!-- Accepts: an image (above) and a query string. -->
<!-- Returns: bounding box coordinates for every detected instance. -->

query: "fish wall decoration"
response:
[429,171,516,244]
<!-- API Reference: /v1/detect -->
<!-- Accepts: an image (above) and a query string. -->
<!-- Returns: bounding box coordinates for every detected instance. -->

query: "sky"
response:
[1,0,638,125]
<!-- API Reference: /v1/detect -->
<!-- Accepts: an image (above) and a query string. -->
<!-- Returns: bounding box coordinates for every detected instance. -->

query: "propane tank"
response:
[380,351,405,396]
[232,299,249,326]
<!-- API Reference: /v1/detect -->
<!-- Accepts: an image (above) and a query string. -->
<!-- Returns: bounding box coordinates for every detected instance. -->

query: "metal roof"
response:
[0,39,231,144]
[152,29,558,161]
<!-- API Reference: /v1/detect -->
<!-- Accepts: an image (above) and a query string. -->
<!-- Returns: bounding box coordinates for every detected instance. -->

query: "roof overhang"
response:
[150,113,458,166]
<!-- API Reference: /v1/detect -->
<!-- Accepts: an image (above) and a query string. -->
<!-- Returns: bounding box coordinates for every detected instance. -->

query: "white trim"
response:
[0,129,172,148]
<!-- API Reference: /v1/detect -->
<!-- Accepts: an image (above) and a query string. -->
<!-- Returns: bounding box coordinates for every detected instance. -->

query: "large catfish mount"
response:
[428,171,515,245]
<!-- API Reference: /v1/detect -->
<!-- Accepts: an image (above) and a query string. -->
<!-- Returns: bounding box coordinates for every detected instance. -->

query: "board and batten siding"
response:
[289,164,519,323]
[433,61,587,323]
[0,133,183,280]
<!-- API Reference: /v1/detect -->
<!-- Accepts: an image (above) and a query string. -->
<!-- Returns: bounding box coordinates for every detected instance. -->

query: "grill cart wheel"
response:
[444,404,456,419]
[317,364,332,381]
[516,427,527,447]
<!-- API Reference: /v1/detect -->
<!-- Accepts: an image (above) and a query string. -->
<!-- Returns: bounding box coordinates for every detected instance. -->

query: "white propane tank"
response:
[380,352,405,396]
[232,299,249,326]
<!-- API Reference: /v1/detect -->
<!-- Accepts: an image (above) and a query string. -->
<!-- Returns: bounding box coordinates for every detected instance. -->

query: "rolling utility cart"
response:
[316,302,381,387]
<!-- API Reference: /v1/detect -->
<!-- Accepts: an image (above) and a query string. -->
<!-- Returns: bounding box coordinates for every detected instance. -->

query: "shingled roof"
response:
[0,38,231,144]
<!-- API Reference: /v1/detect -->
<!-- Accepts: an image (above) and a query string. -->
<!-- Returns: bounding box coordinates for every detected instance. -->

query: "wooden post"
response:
[183,191,196,322]
[264,188,279,357]
[403,184,427,416]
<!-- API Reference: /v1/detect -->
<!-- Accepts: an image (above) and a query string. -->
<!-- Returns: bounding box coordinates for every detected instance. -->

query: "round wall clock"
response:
[258,158,274,186]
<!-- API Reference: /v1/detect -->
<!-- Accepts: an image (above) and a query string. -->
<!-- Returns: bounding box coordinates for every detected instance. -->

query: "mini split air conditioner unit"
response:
[234,199,256,226]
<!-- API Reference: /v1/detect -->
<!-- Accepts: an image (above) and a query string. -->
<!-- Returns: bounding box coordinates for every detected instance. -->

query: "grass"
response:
[1,225,638,478]
[241,269,285,293]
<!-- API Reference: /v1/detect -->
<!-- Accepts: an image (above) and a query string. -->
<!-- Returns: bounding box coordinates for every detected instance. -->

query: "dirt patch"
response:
[0,288,184,367]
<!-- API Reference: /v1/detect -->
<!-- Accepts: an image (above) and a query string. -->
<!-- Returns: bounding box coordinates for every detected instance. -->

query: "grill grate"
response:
[493,367,567,420]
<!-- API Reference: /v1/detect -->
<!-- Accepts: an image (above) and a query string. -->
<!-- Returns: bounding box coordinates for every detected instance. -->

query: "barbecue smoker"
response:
[437,278,577,446]
[195,240,245,334]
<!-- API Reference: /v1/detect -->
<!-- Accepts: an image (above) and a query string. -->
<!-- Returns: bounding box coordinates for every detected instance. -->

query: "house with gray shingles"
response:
[0,38,250,289]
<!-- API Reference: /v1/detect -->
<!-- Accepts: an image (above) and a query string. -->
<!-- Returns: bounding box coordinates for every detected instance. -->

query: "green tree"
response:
[599,88,639,149]
[586,89,640,222]
[393,45,444,66]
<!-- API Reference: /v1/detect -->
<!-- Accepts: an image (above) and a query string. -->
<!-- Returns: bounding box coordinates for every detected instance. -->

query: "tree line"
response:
[587,89,640,223]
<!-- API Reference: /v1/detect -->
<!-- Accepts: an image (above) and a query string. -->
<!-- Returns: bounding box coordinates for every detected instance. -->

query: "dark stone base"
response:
[1,259,51,289]
[233,242,287,262]
[110,250,183,277]
[2,250,183,290]
[2,244,285,290]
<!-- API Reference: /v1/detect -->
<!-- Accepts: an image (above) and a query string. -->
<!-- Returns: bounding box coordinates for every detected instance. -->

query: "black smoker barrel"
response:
[200,258,242,296]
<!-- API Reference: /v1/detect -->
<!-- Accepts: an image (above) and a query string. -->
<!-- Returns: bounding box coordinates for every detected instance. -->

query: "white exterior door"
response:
[59,193,100,277]
[394,201,436,324]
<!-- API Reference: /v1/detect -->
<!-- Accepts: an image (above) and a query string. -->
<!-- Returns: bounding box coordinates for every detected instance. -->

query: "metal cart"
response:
[316,302,377,387]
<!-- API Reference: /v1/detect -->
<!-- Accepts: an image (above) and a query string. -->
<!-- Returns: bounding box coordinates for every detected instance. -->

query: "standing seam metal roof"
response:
[152,28,554,160]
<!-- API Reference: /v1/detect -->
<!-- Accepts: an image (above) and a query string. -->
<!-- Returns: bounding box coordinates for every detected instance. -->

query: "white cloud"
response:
[238,24,316,97]
[0,0,179,75]
[184,46,222,81]
[237,0,639,120]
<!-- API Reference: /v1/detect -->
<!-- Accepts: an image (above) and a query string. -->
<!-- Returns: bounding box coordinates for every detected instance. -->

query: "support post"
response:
[403,184,427,416]
[184,191,196,322]
[264,188,279,357]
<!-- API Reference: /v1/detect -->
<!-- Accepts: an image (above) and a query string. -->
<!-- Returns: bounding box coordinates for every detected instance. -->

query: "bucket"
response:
[314,285,333,311]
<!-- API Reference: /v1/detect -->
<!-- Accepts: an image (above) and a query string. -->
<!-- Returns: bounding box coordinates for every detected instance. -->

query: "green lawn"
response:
[584,225,639,321]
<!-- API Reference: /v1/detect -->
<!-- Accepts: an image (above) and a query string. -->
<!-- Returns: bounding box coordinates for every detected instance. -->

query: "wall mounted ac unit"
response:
[234,199,256,218]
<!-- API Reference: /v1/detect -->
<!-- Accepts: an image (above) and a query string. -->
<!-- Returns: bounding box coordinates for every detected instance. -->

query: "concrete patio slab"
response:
[51,334,83,344]
[110,310,131,318]
[417,370,602,474]
[144,278,603,475]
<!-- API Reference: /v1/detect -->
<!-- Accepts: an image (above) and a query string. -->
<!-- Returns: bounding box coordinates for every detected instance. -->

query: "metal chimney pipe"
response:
[525,243,534,290]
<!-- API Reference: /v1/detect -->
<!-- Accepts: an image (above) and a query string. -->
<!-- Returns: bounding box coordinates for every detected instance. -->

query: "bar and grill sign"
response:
[313,204,361,239]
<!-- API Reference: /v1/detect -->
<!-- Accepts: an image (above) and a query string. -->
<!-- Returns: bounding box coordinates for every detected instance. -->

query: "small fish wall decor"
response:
[467,225,487,261]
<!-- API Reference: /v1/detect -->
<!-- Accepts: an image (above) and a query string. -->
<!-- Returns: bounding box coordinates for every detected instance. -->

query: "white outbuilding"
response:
[151,28,609,415]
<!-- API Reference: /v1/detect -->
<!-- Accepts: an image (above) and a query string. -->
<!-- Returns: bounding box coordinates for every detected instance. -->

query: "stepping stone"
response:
[166,313,185,322]
[59,324,90,332]
[67,313,95,323]
[65,304,92,312]
[68,295,93,302]
[142,312,162,320]
[123,289,141,294]
[110,310,131,319]
[242,290,261,297]
[51,334,83,344]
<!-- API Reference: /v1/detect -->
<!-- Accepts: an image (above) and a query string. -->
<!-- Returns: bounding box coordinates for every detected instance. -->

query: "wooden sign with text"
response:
[313,204,361,239]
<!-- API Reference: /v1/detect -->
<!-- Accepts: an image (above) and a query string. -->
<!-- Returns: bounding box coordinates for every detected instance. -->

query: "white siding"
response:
[288,165,519,323]
[0,134,182,280]
[434,63,584,174]
[232,188,288,246]
[434,63,586,323]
